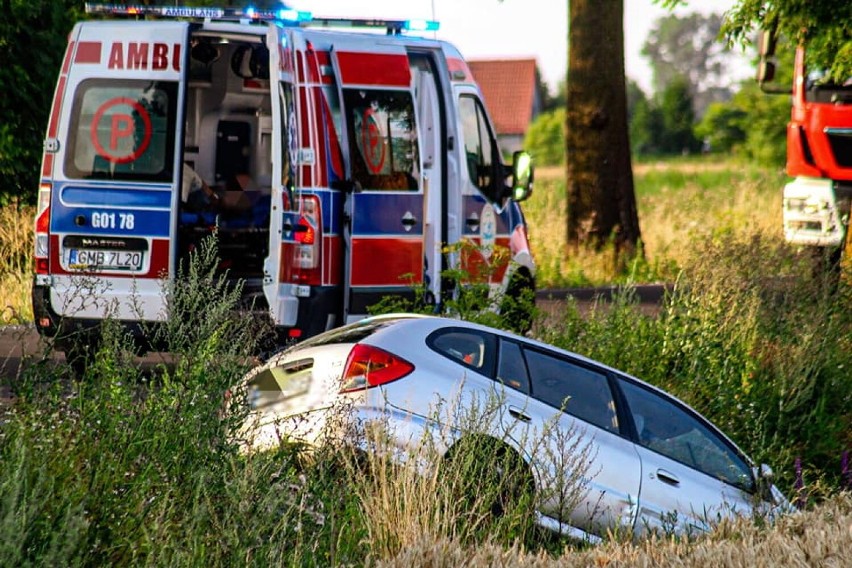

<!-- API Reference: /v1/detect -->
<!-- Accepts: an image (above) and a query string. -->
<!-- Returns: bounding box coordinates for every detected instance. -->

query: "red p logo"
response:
[90,97,152,164]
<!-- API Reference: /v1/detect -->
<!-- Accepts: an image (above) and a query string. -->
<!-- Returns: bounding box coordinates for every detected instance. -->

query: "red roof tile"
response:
[468,58,539,136]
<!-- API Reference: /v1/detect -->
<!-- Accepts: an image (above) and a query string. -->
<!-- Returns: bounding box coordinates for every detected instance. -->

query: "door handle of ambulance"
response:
[508,406,531,423]
[655,469,680,487]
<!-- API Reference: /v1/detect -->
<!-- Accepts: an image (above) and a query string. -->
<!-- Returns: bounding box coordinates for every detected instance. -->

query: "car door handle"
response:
[401,212,418,227]
[656,469,680,487]
[465,216,479,228]
[508,406,531,423]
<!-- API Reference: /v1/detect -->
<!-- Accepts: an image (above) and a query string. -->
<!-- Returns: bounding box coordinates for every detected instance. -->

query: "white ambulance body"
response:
[32,4,535,353]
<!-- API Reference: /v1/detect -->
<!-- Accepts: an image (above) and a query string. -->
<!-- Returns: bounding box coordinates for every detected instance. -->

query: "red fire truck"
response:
[32,4,536,362]
[758,35,852,262]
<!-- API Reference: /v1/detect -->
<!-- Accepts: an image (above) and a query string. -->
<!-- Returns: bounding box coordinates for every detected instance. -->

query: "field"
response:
[0,201,33,324]
[524,157,787,287]
[1,157,851,565]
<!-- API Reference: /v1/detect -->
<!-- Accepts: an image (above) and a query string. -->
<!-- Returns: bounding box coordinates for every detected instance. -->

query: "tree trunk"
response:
[565,0,641,258]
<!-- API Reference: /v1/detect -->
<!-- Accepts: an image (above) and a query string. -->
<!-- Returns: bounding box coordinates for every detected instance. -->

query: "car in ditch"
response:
[233,314,790,541]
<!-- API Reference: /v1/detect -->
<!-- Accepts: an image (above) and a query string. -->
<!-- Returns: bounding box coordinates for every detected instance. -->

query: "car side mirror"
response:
[752,463,776,501]
[756,59,776,84]
[510,151,534,202]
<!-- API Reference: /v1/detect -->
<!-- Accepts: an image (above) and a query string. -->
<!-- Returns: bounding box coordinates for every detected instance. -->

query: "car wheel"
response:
[443,437,534,520]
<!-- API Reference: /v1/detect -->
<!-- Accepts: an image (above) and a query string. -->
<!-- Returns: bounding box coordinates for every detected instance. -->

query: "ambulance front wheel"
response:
[500,270,535,335]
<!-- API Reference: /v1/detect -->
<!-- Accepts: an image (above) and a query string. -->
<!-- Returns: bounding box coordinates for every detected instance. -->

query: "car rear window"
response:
[427,327,496,376]
[299,317,415,348]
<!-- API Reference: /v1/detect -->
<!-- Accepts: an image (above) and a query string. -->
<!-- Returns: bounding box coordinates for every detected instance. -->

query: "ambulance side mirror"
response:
[510,151,534,202]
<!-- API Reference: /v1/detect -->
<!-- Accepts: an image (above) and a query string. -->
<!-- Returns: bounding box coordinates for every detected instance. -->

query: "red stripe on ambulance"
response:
[322,235,342,285]
[75,41,102,64]
[335,52,410,86]
[61,41,75,73]
[460,237,511,283]
[349,238,422,286]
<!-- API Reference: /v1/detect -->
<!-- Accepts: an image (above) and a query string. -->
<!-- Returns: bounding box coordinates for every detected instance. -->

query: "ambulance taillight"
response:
[34,183,51,275]
[292,194,321,285]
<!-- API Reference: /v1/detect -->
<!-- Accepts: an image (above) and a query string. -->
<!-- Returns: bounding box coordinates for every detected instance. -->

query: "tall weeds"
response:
[544,232,852,493]
[1,160,851,563]
[0,200,33,323]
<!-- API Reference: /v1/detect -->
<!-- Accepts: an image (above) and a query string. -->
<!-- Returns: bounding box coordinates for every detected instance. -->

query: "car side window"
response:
[524,349,619,433]
[427,328,496,376]
[619,379,754,491]
[496,339,530,394]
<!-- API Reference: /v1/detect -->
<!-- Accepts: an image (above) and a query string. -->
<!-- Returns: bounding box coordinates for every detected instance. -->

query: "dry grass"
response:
[525,159,786,287]
[0,201,33,324]
[378,492,852,567]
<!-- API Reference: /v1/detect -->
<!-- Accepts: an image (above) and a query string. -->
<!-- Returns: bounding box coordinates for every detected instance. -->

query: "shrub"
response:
[523,109,565,166]
[542,232,852,493]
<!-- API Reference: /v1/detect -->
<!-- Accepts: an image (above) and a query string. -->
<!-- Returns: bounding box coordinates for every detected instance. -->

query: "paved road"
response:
[0,285,667,385]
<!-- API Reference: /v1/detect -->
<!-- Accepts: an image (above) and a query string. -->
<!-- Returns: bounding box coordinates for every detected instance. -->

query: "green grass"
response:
[1,237,850,565]
[1,157,851,564]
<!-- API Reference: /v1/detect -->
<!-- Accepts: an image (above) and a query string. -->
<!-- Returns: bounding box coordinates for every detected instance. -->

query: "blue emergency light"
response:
[403,19,440,32]
[84,3,312,24]
[83,3,438,35]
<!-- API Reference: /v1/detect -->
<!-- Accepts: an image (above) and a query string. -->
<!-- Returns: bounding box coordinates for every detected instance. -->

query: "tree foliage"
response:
[693,37,794,164]
[658,77,699,154]
[0,0,80,205]
[629,93,664,157]
[693,102,747,154]
[707,0,851,83]
[524,109,565,166]
[642,12,734,117]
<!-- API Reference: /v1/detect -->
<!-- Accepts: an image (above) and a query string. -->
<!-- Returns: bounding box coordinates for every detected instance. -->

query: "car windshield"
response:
[806,69,852,103]
[296,316,415,349]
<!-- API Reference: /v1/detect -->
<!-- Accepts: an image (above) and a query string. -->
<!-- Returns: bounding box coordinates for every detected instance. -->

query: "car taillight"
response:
[292,194,321,285]
[339,344,414,393]
[34,183,51,275]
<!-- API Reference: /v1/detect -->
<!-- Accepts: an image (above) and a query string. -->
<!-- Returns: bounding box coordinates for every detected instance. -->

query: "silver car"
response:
[235,314,789,541]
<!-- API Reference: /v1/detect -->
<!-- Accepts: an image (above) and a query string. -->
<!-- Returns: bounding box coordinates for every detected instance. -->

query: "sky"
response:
[290,0,752,95]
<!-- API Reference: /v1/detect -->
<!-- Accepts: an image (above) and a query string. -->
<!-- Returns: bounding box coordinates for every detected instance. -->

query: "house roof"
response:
[468,58,539,136]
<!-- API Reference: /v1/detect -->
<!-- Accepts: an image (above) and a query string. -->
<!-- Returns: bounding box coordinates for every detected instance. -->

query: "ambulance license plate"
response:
[68,249,144,271]
[63,235,149,273]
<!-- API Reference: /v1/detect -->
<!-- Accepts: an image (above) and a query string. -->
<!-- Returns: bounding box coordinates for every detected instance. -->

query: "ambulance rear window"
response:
[343,89,419,191]
[64,79,178,182]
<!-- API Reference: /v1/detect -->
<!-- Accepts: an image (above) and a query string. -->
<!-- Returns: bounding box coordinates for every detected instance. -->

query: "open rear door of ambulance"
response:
[48,21,189,326]
[263,24,302,329]
[328,40,426,322]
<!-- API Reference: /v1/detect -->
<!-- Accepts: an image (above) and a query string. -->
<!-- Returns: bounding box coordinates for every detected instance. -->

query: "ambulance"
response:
[32,3,536,359]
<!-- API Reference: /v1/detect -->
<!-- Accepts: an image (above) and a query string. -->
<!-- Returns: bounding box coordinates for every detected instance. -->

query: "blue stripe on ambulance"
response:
[51,182,172,238]
[462,194,511,236]
[351,193,423,236]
